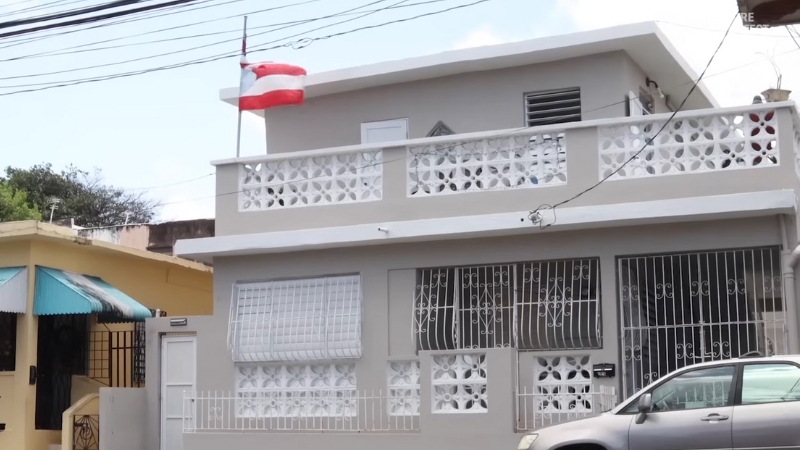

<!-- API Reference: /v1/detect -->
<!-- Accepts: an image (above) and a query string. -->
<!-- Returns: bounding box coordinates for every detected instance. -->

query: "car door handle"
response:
[700,414,729,422]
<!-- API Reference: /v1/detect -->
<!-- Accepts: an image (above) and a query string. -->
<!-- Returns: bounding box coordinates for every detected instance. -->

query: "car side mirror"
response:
[635,393,652,424]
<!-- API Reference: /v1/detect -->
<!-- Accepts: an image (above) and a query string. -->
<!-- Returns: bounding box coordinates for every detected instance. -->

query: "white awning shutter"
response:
[230,275,362,362]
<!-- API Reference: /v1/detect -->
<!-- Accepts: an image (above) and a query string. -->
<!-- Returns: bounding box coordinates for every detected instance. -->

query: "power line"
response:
[120,172,215,191]
[0,0,203,38]
[0,0,485,92]
[527,12,740,229]
[3,0,770,97]
[0,0,93,19]
[0,0,259,49]
[0,0,147,28]
[787,25,800,50]
[656,20,797,39]
[0,0,42,10]
[0,0,398,80]
[0,0,448,62]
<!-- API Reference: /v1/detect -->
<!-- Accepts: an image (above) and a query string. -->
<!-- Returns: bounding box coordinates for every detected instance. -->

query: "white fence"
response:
[183,390,419,433]
[516,385,617,431]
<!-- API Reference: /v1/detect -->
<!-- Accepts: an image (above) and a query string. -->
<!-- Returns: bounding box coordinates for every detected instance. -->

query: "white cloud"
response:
[555,0,800,106]
[454,25,509,49]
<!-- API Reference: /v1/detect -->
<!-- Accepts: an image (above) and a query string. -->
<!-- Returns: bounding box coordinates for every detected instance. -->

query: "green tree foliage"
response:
[2,164,159,227]
[0,182,42,221]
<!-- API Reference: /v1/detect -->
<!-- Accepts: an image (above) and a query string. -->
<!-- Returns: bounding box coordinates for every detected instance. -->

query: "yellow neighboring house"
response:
[0,221,213,450]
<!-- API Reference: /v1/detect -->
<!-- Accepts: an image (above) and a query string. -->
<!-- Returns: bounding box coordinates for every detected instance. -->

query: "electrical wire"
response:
[787,25,800,50]
[0,0,149,28]
[0,0,43,9]
[0,0,203,38]
[0,0,94,19]
[120,172,215,191]
[527,12,740,229]
[657,20,797,39]
[0,0,272,49]
[0,0,396,80]
[0,0,449,62]
[0,0,485,90]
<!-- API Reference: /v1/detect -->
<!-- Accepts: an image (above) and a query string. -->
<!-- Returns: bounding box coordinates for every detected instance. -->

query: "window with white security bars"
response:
[414,259,601,351]
[229,275,362,362]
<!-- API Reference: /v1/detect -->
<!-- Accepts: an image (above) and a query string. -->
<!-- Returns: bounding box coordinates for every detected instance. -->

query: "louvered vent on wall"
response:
[525,88,582,127]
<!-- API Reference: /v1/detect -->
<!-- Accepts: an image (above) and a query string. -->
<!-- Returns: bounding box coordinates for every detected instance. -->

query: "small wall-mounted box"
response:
[170,318,188,327]
[592,363,616,379]
[0,423,6,431]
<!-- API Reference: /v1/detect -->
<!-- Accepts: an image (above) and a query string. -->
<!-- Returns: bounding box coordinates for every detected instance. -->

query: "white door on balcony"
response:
[361,118,408,144]
[160,335,196,450]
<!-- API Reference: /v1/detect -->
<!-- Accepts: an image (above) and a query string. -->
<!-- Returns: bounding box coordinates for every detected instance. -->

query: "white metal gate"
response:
[618,247,786,398]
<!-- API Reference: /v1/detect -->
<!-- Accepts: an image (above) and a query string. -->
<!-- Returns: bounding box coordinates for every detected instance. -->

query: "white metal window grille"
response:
[414,259,601,352]
[525,88,581,127]
[407,131,567,197]
[235,363,356,418]
[431,353,487,413]
[387,361,420,416]
[229,275,362,362]
[533,355,592,414]
[619,247,787,398]
[599,107,778,180]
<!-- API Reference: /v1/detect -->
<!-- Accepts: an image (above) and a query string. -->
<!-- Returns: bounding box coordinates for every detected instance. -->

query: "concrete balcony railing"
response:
[212,102,800,236]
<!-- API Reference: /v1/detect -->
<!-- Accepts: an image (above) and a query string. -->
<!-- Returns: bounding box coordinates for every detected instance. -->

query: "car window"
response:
[741,363,800,405]
[626,366,735,413]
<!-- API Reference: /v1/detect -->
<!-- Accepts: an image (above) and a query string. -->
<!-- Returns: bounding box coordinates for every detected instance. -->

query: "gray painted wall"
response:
[183,217,782,450]
[263,52,635,154]
[622,55,670,113]
[215,108,797,236]
[110,216,800,450]
[100,388,146,450]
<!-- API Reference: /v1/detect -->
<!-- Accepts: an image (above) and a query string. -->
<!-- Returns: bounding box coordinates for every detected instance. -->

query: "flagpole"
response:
[236,15,248,158]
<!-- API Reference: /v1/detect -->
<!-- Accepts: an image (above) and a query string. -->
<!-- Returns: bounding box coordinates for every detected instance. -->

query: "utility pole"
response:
[48,197,61,223]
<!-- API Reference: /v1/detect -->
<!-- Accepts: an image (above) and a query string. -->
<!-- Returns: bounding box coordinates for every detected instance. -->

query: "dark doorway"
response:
[35,315,89,430]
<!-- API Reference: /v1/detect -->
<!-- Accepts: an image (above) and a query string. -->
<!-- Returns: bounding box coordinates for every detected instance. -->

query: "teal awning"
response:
[0,267,27,313]
[34,267,152,322]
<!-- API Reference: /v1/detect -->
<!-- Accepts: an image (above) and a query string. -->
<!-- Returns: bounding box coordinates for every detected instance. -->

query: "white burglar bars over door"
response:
[618,247,786,398]
[229,275,362,362]
[414,259,601,351]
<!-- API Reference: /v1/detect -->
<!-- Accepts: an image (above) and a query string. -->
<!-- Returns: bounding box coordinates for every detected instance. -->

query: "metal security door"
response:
[618,248,787,398]
[160,336,196,450]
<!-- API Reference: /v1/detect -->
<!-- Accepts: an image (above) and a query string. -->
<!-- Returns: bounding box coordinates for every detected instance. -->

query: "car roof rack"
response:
[739,351,766,358]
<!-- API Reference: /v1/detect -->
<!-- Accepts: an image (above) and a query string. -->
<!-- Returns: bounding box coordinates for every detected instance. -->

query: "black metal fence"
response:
[73,414,99,450]
[88,330,145,388]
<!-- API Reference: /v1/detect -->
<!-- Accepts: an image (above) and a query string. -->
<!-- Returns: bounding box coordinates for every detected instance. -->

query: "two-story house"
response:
[98,21,800,450]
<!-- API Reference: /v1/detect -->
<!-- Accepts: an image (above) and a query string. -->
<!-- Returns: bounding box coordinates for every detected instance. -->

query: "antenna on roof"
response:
[47,197,61,223]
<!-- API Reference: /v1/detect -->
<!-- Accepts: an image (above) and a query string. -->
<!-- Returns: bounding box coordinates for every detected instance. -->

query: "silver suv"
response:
[518,355,800,450]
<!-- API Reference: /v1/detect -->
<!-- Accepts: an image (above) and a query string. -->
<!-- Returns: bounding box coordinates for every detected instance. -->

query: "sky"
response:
[1,0,799,222]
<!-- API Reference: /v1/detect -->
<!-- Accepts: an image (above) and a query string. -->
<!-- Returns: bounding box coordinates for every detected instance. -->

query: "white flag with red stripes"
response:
[238,58,306,111]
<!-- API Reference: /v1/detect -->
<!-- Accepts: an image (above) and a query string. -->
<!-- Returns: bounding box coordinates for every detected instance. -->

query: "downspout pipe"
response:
[779,216,800,354]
